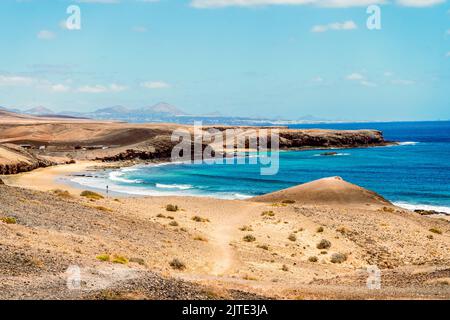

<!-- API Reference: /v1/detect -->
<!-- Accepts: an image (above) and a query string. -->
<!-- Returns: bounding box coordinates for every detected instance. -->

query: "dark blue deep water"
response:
[72,121,450,213]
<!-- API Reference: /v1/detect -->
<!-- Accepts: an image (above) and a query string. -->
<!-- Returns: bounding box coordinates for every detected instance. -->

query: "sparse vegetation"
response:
[112,255,128,264]
[166,204,179,212]
[242,274,258,281]
[80,190,104,200]
[194,235,207,242]
[336,226,350,235]
[96,254,110,262]
[288,233,297,242]
[281,199,296,204]
[330,253,347,264]
[271,203,287,207]
[94,206,112,212]
[169,221,179,227]
[429,228,442,235]
[239,225,253,231]
[317,239,331,250]
[156,213,166,218]
[52,189,72,198]
[192,215,209,223]
[243,234,256,242]
[281,264,289,272]
[381,206,395,213]
[261,211,275,217]
[427,234,434,240]
[0,217,16,224]
[129,257,146,265]
[308,256,318,262]
[257,244,269,250]
[316,226,324,233]
[169,258,186,270]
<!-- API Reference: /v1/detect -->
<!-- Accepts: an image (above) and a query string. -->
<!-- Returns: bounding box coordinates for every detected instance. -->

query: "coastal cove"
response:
[65,121,450,214]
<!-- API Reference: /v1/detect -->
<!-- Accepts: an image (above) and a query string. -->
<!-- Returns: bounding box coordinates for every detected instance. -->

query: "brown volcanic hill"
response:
[250,176,392,207]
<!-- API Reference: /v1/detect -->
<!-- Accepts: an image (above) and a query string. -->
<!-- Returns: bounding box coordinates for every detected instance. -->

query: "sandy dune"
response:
[251,176,392,207]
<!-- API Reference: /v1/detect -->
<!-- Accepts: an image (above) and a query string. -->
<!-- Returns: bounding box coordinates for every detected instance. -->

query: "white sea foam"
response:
[108,171,143,184]
[156,183,193,190]
[313,153,350,157]
[398,141,419,146]
[394,202,450,214]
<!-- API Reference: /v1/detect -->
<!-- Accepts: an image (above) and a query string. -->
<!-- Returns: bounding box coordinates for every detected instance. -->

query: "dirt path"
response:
[209,210,250,276]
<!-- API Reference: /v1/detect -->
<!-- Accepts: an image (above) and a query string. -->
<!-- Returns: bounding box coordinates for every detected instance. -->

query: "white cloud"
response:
[311,76,324,82]
[37,30,56,40]
[396,0,445,7]
[77,84,127,93]
[50,84,70,92]
[360,80,377,87]
[191,0,384,8]
[0,75,34,86]
[141,81,171,89]
[346,73,365,81]
[346,72,377,87]
[109,83,127,92]
[446,51,450,57]
[311,20,357,32]
[391,79,415,85]
[132,26,148,33]
[190,0,446,8]
[75,0,120,3]
[384,71,394,77]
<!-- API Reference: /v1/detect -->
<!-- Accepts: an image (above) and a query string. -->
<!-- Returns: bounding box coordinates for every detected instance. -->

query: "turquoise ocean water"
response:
[70,121,450,213]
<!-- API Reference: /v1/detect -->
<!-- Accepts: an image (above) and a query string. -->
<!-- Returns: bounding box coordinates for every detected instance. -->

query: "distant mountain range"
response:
[1,103,329,125]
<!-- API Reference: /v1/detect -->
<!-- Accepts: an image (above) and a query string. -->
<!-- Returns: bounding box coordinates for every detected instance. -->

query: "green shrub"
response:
[288,233,297,242]
[166,204,179,212]
[316,239,331,250]
[80,190,104,200]
[239,225,253,231]
[0,217,16,224]
[96,254,110,262]
[129,257,146,265]
[308,256,318,262]
[169,258,186,270]
[243,234,256,242]
[94,206,112,212]
[112,255,128,264]
[429,228,442,235]
[192,216,209,222]
[261,211,275,217]
[330,253,347,264]
[257,244,269,250]
[316,226,324,233]
[52,189,72,198]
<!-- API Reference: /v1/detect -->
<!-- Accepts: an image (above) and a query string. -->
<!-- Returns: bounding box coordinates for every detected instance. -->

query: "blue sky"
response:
[0,0,449,120]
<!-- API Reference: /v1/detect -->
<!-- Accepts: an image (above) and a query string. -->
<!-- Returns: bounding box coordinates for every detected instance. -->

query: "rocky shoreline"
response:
[0,119,394,175]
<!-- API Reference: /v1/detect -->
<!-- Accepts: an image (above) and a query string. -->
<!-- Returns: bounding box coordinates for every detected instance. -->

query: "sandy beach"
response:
[1,161,101,194]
